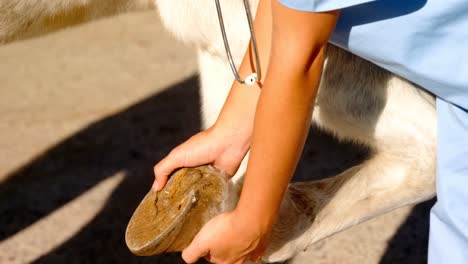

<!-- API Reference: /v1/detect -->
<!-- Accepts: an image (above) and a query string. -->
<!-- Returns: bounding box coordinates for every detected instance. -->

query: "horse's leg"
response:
[264,47,437,262]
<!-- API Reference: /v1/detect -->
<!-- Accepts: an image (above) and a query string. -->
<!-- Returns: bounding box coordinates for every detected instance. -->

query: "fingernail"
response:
[152,180,159,192]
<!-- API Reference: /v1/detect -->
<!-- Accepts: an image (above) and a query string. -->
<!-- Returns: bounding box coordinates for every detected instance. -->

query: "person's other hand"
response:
[181,210,270,264]
[152,125,250,191]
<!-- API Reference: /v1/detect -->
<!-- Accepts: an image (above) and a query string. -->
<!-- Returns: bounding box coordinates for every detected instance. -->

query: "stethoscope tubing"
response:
[214,0,262,85]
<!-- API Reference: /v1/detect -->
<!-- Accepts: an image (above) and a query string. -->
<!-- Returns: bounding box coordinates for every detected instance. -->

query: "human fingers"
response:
[247,232,269,264]
[152,147,188,191]
[153,131,224,191]
[248,253,263,264]
[181,233,210,264]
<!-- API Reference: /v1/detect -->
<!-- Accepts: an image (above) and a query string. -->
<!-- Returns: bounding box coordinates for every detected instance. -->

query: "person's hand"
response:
[181,210,271,264]
[152,125,250,191]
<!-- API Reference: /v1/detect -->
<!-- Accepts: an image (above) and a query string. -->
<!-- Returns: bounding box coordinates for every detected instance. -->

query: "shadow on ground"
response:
[380,199,434,264]
[0,75,432,263]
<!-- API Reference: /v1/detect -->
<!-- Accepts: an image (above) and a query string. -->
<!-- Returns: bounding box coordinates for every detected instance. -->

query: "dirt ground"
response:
[0,10,433,264]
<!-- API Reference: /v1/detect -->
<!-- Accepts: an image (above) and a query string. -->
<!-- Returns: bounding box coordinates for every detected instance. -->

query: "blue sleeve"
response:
[277,0,377,12]
[429,99,468,264]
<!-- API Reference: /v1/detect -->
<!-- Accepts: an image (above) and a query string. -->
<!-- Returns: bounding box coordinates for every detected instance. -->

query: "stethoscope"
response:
[214,0,262,86]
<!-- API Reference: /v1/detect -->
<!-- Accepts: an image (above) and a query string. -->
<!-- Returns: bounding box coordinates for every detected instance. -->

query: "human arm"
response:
[181,1,339,263]
[152,0,272,190]
[236,0,339,229]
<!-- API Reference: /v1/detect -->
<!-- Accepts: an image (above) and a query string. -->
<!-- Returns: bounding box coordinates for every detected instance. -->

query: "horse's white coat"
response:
[155,1,436,262]
[0,0,154,43]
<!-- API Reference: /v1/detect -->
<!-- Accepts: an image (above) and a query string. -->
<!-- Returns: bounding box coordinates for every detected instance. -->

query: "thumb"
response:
[182,238,209,264]
[153,149,186,191]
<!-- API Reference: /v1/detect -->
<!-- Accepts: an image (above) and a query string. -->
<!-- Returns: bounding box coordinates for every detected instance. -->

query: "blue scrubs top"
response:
[277,0,468,262]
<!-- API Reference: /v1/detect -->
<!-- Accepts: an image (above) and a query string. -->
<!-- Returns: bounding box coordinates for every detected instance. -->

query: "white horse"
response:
[155,1,436,262]
[0,1,436,262]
